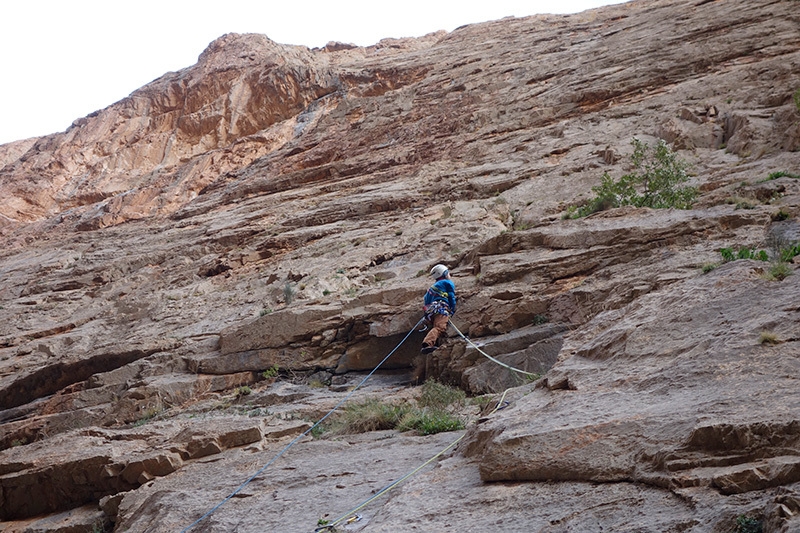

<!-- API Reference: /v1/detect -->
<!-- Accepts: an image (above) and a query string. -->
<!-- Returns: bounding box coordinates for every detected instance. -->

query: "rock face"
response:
[1,0,800,531]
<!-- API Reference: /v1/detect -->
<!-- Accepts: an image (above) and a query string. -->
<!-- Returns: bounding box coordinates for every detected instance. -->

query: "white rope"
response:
[180,317,426,532]
[449,321,540,378]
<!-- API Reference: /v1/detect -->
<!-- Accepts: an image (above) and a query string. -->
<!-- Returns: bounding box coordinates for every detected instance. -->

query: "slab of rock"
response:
[470,261,800,503]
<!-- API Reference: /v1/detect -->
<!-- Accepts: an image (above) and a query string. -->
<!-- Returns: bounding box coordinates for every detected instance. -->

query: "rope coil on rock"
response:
[179,317,426,533]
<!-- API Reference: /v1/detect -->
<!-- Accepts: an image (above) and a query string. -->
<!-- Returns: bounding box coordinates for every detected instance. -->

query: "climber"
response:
[420,264,457,354]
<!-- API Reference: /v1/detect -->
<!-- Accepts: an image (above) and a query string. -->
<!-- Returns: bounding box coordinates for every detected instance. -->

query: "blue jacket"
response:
[424,279,456,315]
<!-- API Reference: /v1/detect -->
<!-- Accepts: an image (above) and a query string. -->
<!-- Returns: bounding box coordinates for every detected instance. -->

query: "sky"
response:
[0,0,628,145]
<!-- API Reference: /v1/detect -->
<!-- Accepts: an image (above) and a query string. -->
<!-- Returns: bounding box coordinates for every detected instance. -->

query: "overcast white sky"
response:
[0,0,628,145]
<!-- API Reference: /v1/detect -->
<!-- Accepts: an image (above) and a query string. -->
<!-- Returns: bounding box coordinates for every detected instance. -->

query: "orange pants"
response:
[423,314,449,347]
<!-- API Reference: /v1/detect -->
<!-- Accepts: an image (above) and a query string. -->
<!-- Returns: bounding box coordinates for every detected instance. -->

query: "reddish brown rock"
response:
[0,0,799,530]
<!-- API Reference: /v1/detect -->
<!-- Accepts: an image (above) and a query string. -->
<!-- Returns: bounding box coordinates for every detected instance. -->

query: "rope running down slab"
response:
[179,316,426,533]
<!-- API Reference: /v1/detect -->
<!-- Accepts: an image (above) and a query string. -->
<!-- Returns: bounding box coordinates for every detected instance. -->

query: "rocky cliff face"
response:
[1,0,799,531]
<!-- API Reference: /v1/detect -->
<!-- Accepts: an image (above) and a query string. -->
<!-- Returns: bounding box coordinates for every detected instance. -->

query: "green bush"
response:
[720,247,769,263]
[794,87,800,113]
[569,138,697,218]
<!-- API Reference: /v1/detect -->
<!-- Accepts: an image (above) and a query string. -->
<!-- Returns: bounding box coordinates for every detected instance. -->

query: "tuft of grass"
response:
[767,170,800,180]
[701,262,718,274]
[794,88,800,113]
[418,380,466,411]
[324,381,468,437]
[397,409,465,435]
[765,262,792,281]
[772,209,790,221]
[327,398,412,435]
[758,331,780,345]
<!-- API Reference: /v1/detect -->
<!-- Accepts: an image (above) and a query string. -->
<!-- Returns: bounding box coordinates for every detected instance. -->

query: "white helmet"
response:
[430,264,449,279]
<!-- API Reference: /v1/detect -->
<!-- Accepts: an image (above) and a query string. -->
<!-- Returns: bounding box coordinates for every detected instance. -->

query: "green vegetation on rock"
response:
[567,138,698,218]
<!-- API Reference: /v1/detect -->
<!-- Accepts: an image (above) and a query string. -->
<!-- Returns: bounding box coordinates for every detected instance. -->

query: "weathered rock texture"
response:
[1,0,800,531]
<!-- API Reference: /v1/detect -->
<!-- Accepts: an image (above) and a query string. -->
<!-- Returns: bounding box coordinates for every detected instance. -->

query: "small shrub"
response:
[720,247,735,262]
[733,514,763,533]
[720,247,769,263]
[794,87,800,113]
[739,248,768,261]
[532,314,549,325]
[259,308,272,317]
[759,331,780,345]
[234,386,252,398]
[261,365,279,379]
[567,138,697,218]
[779,243,800,262]
[772,209,790,221]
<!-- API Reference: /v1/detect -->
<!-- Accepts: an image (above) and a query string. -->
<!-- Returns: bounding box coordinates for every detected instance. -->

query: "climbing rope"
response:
[448,321,540,378]
[313,319,541,530]
[314,388,512,532]
[179,316,426,533]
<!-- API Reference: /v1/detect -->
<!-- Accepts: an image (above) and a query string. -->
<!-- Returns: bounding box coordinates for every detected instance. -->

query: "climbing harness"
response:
[179,316,426,533]
[314,388,512,532]
[448,321,540,378]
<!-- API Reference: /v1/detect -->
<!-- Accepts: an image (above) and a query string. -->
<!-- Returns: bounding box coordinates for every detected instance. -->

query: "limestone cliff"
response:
[1,0,799,531]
